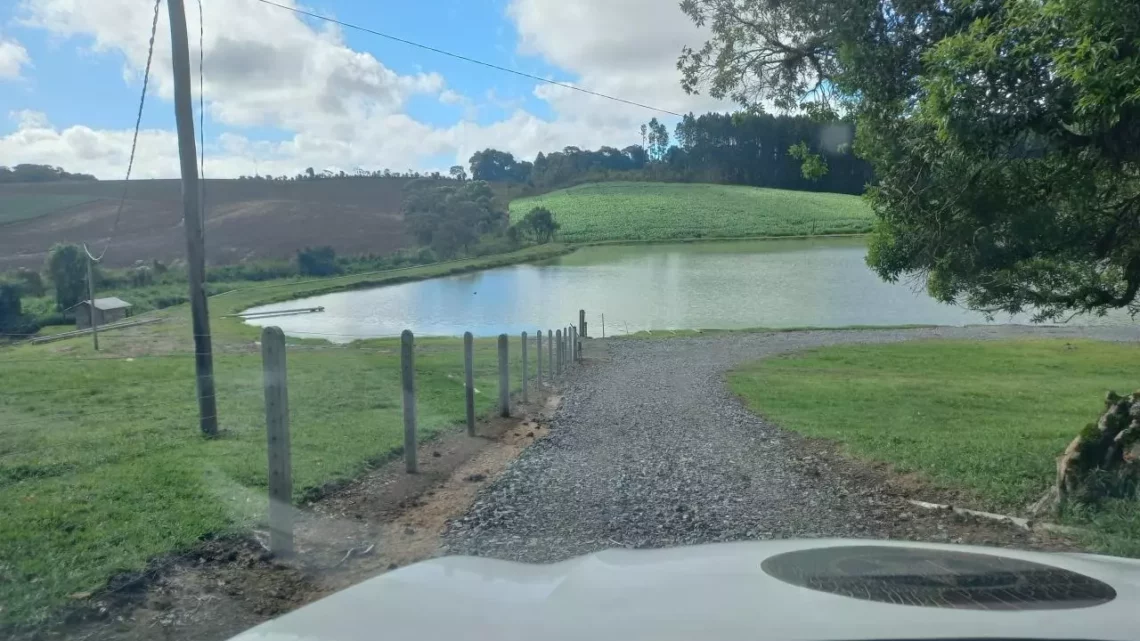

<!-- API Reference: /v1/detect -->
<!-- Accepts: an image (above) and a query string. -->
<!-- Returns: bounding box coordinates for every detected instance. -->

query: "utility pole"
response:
[168,0,218,437]
[86,256,99,351]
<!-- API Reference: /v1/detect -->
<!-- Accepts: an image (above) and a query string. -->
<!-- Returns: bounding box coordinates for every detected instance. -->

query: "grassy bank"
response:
[728,339,1140,555]
[610,325,938,339]
[0,244,568,626]
[510,182,873,243]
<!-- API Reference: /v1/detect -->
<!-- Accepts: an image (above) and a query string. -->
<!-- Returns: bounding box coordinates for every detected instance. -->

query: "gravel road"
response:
[443,325,1140,561]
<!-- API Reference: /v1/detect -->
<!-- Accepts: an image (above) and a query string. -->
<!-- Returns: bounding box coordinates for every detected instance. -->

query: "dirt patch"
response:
[0,178,413,269]
[14,392,560,641]
[784,435,1078,552]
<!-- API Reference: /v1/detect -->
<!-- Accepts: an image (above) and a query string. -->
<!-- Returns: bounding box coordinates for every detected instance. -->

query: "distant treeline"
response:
[469,111,874,196]
[0,164,97,183]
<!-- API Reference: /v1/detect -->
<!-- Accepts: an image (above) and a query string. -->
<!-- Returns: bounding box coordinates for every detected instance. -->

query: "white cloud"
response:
[0,34,31,79]
[5,0,728,178]
[507,0,733,117]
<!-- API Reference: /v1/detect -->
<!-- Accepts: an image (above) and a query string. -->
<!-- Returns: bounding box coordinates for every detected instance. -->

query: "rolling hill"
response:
[0,178,415,269]
[509,182,874,243]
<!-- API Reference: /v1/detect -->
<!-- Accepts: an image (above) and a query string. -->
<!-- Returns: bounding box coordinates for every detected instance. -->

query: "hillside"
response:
[509,182,874,243]
[0,178,415,269]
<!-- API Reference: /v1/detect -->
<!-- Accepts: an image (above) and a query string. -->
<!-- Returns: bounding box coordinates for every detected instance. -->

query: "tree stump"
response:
[1029,390,1140,517]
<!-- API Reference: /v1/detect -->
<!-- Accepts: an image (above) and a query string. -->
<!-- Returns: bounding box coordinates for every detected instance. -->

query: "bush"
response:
[208,260,296,282]
[297,246,340,277]
[15,269,45,297]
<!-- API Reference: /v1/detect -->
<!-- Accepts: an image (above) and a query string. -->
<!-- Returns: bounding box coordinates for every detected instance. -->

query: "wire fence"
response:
[0,311,594,568]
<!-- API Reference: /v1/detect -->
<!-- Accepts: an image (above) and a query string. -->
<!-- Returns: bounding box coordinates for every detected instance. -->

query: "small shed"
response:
[75,297,133,330]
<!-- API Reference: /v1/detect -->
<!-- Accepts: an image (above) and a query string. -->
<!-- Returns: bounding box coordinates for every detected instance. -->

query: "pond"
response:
[242,238,1132,341]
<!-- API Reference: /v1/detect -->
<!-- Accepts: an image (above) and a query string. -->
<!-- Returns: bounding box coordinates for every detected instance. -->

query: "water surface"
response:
[243,238,1131,341]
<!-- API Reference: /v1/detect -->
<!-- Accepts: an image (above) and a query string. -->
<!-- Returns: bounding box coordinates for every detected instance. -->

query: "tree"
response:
[679,0,1140,321]
[787,142,828,181]
[14,268,45,297]
[402,179,507,258]
[449,165,467,182]
[468,149,531,183]
[0,280,26,332]
[297,246,339,276]
[646,118,670,161]
[522,207,560,243]
[45,243,87,311]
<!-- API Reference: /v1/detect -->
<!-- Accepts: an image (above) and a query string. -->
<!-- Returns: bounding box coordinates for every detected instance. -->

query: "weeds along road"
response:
[443,324,1140,560]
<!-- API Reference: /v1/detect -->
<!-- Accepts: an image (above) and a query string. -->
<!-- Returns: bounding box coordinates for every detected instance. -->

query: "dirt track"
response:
[444,325,1140,560]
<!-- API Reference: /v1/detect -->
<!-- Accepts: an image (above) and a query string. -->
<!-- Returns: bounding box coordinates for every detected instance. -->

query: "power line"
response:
[84,0,164,263]
[248,0,683,118]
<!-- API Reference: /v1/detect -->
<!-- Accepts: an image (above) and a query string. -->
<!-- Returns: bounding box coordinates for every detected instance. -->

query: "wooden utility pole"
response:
[86,256,99,351]
[168,0,218,437]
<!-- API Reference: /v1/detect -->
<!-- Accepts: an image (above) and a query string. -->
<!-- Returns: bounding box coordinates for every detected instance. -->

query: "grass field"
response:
[0,195,98,225]
[509,182,874,243]
[728,339,1140,555]
[0,244,568,626]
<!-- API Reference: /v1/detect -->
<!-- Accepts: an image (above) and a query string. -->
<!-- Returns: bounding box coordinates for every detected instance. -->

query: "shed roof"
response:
[81,297,133,311]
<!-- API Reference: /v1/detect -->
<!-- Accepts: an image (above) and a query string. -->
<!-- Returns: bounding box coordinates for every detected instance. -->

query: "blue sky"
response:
[0,0,722,178]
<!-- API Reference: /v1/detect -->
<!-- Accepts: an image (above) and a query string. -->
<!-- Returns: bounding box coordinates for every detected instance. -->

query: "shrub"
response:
[297,246,339,277]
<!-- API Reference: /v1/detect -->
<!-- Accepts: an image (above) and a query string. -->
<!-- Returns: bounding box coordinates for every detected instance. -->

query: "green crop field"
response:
[0,195,99,225]
[509,182,874,243]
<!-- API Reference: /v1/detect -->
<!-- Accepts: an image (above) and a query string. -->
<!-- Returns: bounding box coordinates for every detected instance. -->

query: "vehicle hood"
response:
[229,539,1140,641]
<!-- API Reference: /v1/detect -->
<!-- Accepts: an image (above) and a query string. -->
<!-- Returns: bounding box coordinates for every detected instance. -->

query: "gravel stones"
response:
[443,325,1140,562]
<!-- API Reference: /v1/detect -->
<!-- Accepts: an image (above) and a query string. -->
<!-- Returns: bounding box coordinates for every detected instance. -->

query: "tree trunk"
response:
[1029,390,1140,516]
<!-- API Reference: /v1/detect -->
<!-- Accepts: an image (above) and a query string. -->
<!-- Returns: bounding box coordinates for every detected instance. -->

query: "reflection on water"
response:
[243,238,1132,341]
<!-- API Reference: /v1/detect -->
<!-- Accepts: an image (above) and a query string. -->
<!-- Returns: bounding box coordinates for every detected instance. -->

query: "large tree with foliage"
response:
[45,243,88,312]
[679,0,1140,320]
[402,179,506,257]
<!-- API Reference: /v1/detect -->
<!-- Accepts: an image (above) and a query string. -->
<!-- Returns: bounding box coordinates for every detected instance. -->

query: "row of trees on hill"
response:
[468,111,873,195]
[236,167,454,182]
[0,164,97,183]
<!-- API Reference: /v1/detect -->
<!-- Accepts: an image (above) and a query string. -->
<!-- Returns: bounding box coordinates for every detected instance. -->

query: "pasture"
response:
[509,182,874,243]
[728,339,1140,555]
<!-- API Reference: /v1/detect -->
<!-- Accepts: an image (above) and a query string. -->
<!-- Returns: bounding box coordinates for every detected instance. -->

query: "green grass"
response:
[612,325,938,339]
[728,339,1140,555]
[0,195,98,225]
[509,182,874,243]
[0,244,569,626]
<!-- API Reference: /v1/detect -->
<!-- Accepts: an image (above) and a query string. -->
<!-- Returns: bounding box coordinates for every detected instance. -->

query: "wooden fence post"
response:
[463,331,475,437]
[521,331,529,404]
[579,309,585,339]
[547,330,553,383]
[498,333,510,417]
[261,326,293,557]
[536,329,543,387]
[556,329,563,375]
[401,330,417,473]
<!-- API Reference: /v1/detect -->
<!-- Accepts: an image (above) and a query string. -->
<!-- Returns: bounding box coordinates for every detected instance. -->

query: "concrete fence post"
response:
[498,333,510,417]
[463,331,475,437]
[401,330,417,473]
[547,330,554,383]
[521,331,529,404]
[556,329,563,375]
[261,326,293,557]
[536,329,543,386]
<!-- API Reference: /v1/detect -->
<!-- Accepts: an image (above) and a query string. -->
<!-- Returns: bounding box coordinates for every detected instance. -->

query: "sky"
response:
[0,0,734,179]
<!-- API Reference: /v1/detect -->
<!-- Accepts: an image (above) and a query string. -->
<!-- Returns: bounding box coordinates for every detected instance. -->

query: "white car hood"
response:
[230,539,1140,641]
